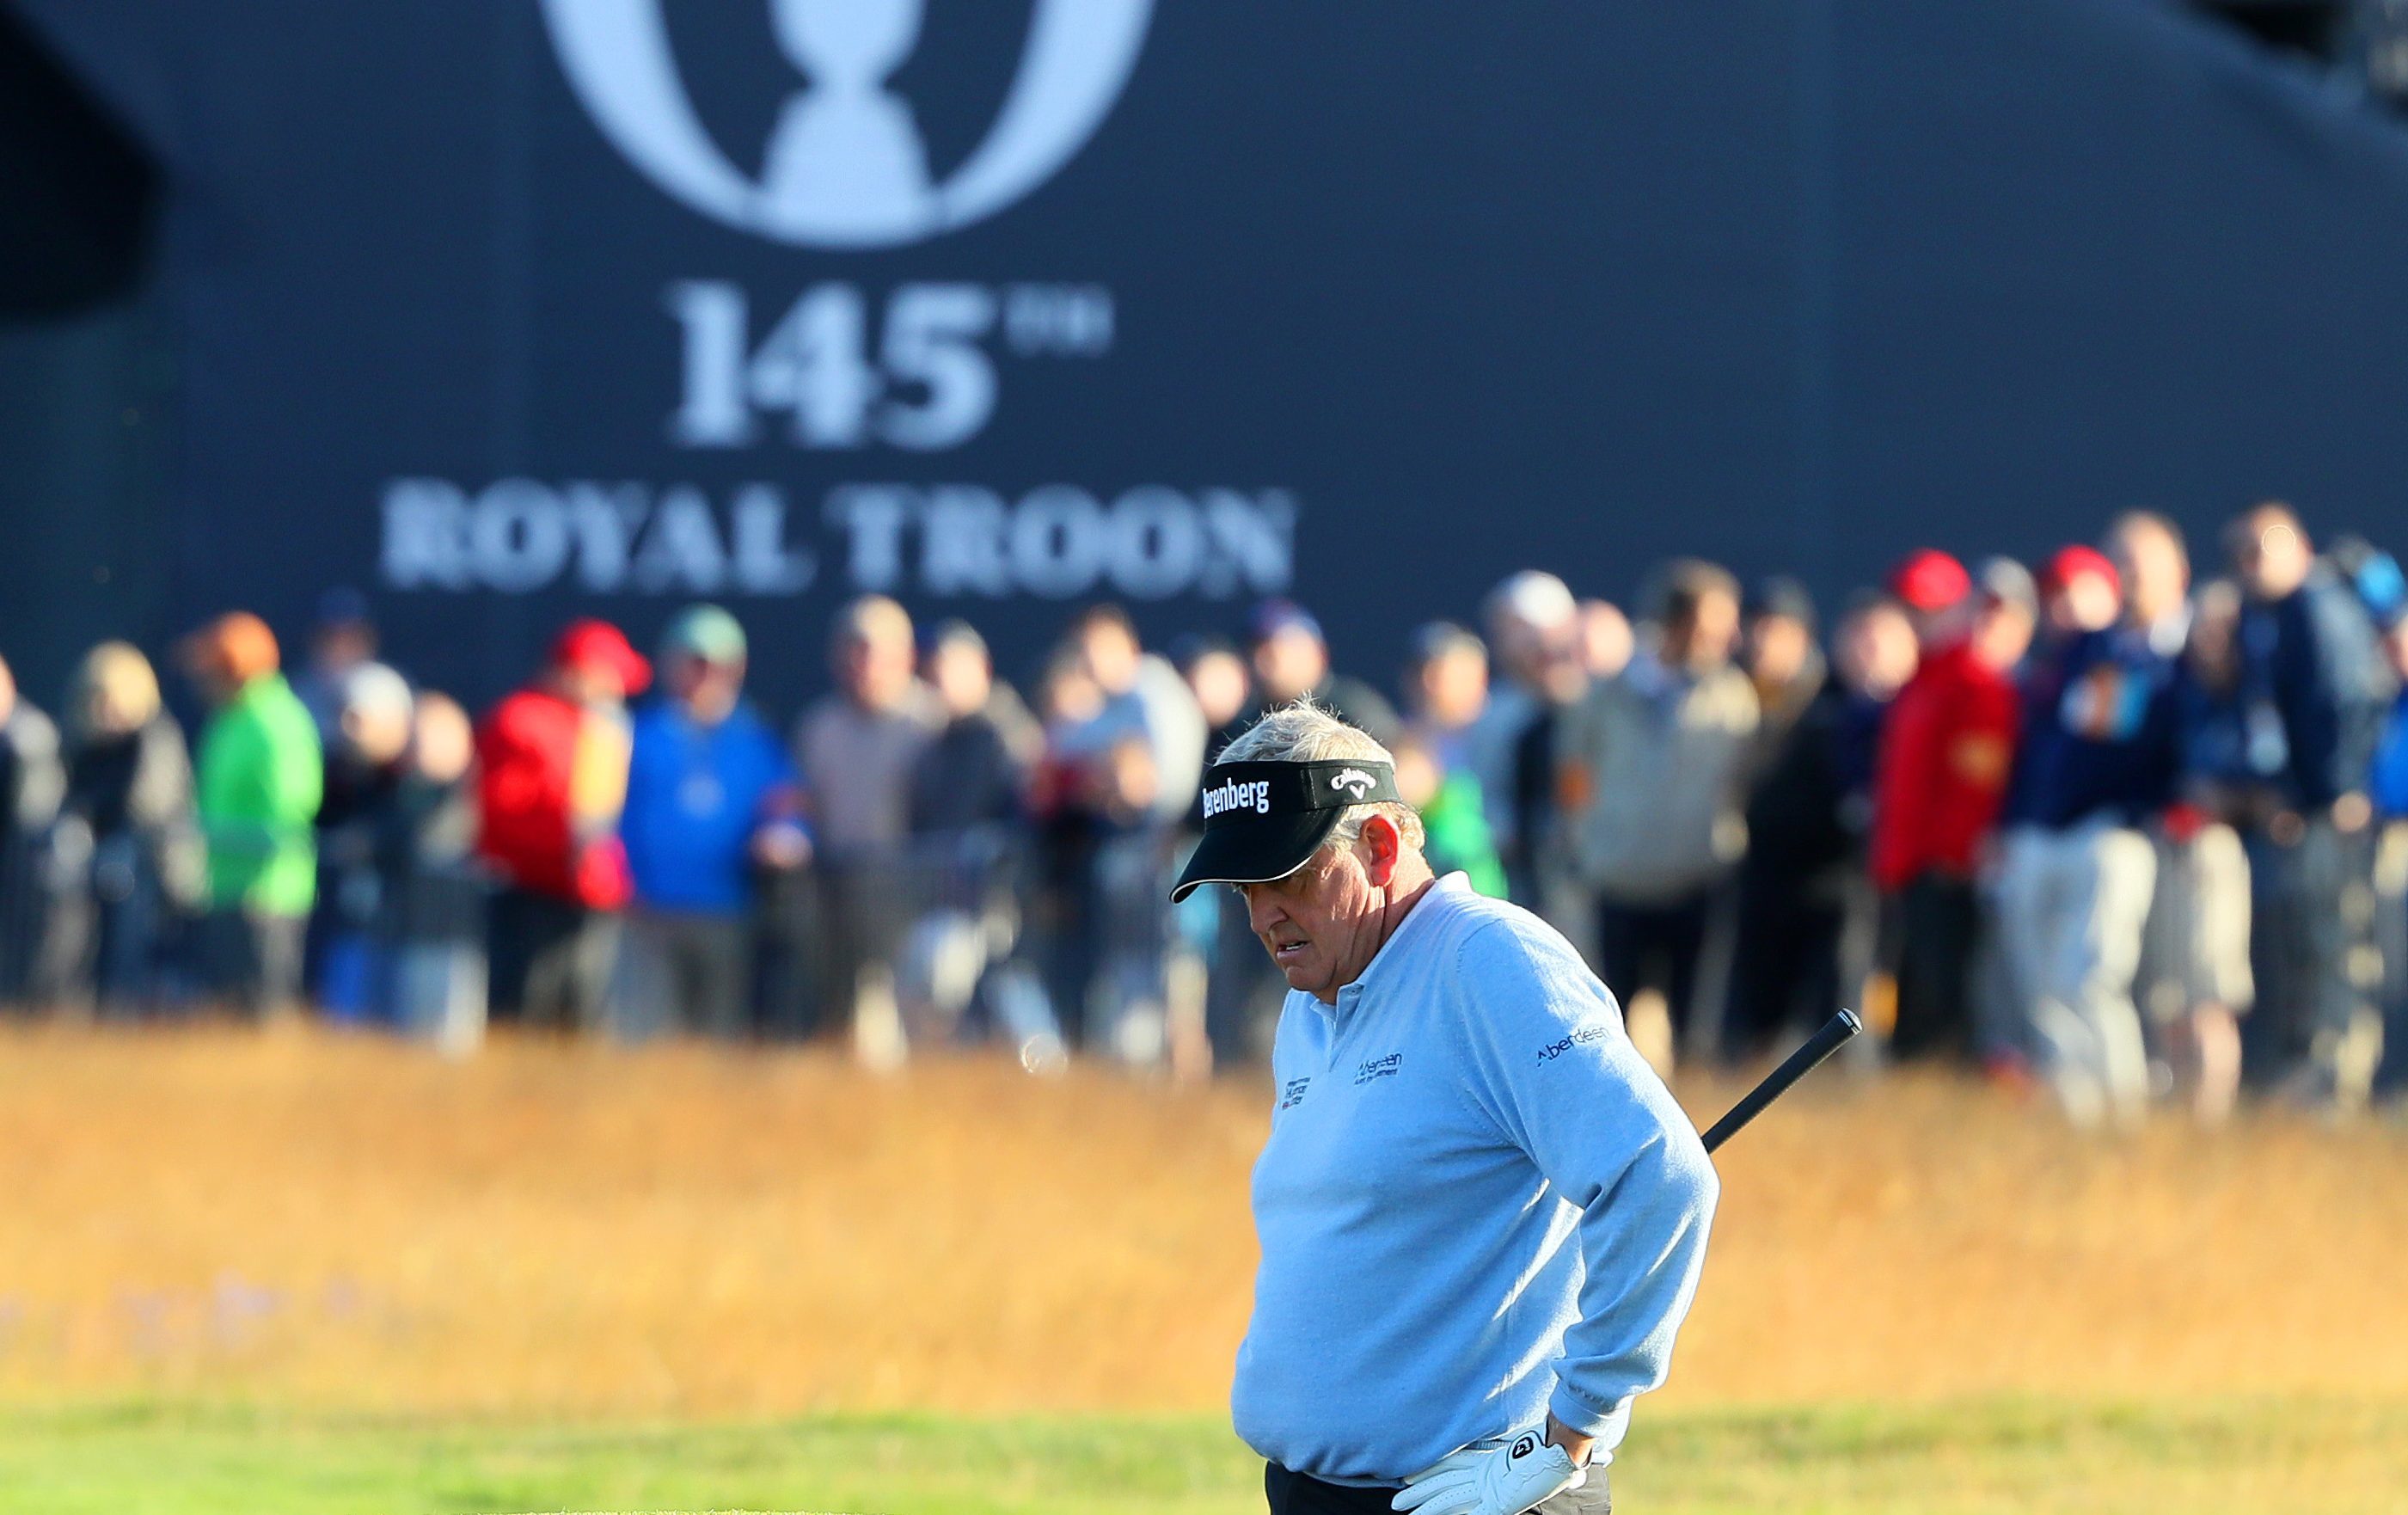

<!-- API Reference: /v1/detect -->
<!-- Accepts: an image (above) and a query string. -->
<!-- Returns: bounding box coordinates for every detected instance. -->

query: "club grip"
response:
[1700,1008,1861,1154]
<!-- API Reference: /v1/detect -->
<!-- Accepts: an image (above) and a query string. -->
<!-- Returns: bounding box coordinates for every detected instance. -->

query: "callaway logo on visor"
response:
[1168,758,1407,903]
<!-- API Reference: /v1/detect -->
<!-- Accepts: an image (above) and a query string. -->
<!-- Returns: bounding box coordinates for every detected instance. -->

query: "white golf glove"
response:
[1390,1425,1585,1515]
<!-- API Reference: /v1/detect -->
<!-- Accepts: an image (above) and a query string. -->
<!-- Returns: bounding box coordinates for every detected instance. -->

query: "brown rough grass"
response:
[0,1025,2402,1418]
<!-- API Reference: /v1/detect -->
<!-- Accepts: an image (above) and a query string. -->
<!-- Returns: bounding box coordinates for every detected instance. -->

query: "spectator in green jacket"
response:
[1393,733,1509,899]
[183,612,323,1019]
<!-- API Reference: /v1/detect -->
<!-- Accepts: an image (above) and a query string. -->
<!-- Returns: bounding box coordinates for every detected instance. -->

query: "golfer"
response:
[1174,703,1719,1515]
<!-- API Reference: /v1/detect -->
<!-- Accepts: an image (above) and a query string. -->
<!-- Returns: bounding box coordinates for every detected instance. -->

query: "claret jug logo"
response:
[542,0,1155,248]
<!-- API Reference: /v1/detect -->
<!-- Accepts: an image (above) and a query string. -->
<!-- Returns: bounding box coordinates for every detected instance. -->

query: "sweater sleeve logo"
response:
[1535,1022,1609,1064]
[1278,1076,1312,1109]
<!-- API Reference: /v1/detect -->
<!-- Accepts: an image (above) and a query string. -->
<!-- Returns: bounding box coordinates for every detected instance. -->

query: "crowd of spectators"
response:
[2,498,2405,1122]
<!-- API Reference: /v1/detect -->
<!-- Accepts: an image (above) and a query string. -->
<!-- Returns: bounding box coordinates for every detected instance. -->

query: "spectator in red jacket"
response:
[475,618,649,1032]
[1872,551,2033,1062]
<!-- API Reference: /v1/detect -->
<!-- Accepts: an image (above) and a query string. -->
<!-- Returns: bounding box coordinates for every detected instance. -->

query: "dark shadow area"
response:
[2193,1,2348,62]
[0,2,159,316]
[0,3,173,701]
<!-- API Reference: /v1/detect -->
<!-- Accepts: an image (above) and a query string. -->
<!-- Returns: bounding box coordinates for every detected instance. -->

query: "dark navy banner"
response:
[18,0,2408,707]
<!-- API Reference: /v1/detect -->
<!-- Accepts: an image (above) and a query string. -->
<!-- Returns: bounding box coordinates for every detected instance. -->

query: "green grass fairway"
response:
[3,1399,2405,1515]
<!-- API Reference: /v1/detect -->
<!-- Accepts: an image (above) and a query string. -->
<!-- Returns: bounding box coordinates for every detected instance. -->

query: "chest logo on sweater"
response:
[1352,1052,1403,1086]
[1536,1023,1608,1064]
[1278,1076,1312,1110]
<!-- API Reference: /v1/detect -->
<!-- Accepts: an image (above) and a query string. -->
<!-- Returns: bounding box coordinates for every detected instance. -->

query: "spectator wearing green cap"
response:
[617,605,806,1040]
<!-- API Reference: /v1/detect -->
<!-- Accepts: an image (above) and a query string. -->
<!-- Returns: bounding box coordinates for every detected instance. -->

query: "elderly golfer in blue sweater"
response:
[1172,702,1719,1515]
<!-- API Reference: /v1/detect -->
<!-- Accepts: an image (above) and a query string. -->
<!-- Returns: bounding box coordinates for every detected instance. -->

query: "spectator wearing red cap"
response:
[1889,549,1971,626]
[2037,545,2124,643]
[1871,551,2032,1063]
[1976,546,2113,1064]
[475,618,649,1032]
[1990,524,2196,1127]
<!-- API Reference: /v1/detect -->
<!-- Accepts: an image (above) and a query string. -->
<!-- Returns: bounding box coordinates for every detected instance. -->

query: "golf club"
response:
[1700,1009,1863,1154]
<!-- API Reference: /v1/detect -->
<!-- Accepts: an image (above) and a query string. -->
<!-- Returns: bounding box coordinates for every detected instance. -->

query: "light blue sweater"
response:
[1232,874,1719,1484]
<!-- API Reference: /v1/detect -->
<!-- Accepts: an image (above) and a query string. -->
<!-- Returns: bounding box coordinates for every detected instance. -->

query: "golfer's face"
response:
[1241,844,1377,1003]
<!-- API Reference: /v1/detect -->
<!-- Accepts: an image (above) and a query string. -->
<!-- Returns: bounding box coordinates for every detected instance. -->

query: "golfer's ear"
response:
[1359,813,1401,886]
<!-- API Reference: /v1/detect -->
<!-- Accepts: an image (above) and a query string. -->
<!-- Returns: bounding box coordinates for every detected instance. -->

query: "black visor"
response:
[1169,759,1404,902]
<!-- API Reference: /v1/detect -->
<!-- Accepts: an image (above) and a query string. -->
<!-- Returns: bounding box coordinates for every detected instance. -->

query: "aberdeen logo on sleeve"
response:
[1535,1023,1610,1064]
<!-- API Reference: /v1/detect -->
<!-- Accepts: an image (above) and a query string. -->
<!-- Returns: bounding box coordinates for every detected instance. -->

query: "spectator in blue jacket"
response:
[2374,615,2408,828]
[2227,502,2399,1107]
[2367,610,2408,1102]
[617,605,806,1040]
[1992,527,2187,1128]
[2326,534,2408,635]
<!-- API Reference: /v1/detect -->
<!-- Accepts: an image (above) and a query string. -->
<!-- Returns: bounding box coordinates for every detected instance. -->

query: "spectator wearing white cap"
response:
[1468,571,1584,909]
[309,659,416,1021]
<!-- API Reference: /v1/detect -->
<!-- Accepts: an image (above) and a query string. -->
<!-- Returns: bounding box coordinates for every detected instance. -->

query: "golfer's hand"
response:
[1391,1425,1584,1515]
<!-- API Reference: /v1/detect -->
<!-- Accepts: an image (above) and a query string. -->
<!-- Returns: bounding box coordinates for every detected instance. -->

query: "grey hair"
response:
[1216,699,1427,854]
